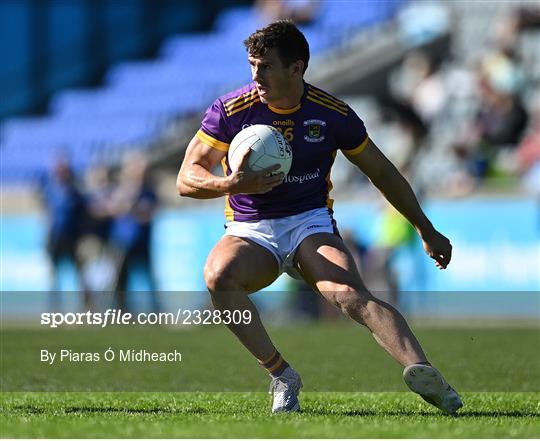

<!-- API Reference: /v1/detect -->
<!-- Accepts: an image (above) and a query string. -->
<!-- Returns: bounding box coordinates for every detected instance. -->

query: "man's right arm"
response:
[176,136,231,199]
[176,135,283,199]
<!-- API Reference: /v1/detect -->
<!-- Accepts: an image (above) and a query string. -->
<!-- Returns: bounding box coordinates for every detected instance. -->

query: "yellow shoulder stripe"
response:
[226,93,258,111]
[228,98,260,116]
[307,91,347,112]
[306,95,348,116]
[196,129,229,152]
[225,95,259,116]
[224,90,258,111]
[308,86,347,105]
[308,87,347,109]
[342,136,370,156]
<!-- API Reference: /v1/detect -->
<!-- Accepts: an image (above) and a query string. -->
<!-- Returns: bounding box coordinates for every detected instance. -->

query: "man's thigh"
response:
[205,235,279,293]
[294,232,367,295]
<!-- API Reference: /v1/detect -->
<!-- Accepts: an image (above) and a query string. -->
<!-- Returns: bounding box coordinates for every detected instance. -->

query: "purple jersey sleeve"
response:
[336,106,369,155]
[197,99,232,152]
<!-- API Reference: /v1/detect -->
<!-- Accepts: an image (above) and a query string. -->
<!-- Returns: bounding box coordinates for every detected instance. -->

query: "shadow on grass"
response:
[307,408,540,418]
[458,410,540,418]
[10,405,540,419]
[9,405,46,415]
[11,405,207,415]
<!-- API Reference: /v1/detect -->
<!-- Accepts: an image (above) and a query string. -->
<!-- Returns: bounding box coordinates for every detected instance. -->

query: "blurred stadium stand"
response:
[1,0,405,185]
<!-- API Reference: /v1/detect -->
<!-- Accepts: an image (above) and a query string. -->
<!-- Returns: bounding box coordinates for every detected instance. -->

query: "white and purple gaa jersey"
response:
[197,82,369,221]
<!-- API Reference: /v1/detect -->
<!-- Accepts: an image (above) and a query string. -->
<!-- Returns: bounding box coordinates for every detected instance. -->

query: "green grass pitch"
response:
[1,323,539,438]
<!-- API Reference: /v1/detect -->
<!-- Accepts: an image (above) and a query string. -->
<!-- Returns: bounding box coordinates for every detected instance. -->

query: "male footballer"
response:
[177,20,462,414]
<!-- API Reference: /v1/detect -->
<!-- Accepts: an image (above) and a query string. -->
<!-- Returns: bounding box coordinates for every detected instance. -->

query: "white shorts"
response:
[224,207,338,278]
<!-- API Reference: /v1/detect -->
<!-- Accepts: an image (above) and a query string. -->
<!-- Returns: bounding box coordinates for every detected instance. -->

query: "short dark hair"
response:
[243,20,310,74]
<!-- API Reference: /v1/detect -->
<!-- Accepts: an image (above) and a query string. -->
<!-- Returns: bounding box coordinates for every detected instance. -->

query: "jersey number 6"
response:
[275,127,294,142]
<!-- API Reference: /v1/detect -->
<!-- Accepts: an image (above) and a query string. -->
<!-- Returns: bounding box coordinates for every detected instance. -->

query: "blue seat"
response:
[213,7,259,33]
[1,115,159,153]
[50,85,212,117]
[2,1,406,184]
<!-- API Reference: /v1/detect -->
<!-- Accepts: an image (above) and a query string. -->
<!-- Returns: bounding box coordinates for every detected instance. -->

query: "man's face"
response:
[248,48,298,104]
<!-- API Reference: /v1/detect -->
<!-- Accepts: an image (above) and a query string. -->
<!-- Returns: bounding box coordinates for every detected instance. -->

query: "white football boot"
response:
[269,366,303,413]
[403,364,463,414]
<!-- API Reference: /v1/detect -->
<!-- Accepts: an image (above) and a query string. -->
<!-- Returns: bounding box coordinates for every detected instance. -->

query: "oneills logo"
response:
[273,119,295,127]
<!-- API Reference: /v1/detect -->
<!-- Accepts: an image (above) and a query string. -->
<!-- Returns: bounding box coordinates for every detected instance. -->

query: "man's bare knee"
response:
[323,283,373,324]
[204,261,244,294]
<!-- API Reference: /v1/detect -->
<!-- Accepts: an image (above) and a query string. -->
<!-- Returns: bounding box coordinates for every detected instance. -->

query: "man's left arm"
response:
[343,138,452,269]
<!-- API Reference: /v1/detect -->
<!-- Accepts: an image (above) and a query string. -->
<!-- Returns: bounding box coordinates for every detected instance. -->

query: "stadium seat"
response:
[2,1,406,184]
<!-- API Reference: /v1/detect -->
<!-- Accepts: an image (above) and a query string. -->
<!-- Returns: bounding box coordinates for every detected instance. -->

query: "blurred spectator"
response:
[341,229,369,281]
[287,277,322,321]
[386,2,540,198]
[372,204,416,307]
[108,152,160,312]
[515,5,540,30]
[511,90,540,194]
[385,51,435,174]
[495,4,540,50]
[516,109,540,177]
[85,165,113,245]
[477,77,527,141]
[454,60,528,182]
[78,165,115,295]
[255,0,319,25]
[388,50,447,127]
[40,155,91,310]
